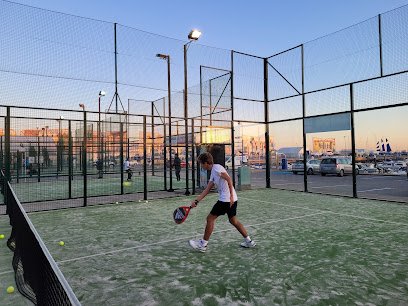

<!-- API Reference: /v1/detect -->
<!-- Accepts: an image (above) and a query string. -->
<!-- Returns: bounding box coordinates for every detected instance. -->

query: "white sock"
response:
[200,239,208,246]
[245,236,251,242]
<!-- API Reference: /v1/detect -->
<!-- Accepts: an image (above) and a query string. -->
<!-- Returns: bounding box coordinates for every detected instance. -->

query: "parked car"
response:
[292,159,321,175]
[320,157,356,177]
[394,161,407,169]
[225,155,248,170]
[356,163,379,174]
[377,161,395,172]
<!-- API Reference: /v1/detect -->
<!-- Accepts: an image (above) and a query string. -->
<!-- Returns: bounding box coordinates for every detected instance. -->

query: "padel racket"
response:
[173,206,192,224]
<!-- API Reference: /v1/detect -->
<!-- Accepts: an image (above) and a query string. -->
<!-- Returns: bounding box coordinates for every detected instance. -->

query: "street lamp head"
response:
[188,29,201,41]
[156,53,169,60]
[99,91,106,97]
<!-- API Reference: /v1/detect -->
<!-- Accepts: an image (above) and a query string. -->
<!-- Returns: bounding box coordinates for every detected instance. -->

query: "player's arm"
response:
[220,172,234,206]
[191,181,214,207]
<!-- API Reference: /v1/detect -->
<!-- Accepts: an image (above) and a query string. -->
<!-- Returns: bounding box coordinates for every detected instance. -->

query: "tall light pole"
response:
[156,53,174,192]
[184,29,202,195]
[98,91,106,160]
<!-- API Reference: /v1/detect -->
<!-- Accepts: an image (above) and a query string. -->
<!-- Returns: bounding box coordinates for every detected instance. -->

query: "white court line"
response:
[273,183,302,186]
[309,184,350,189]
[359,177,394,180]
[56,212,325,264]
[358,187,394,193]
[240,197,408,227]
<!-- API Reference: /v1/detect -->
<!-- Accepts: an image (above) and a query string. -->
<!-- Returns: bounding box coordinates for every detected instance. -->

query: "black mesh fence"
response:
[0,0,407,213]
[2,170,81,305]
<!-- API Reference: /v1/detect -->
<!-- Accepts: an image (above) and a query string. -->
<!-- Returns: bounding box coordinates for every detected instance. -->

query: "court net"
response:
[1,171,81,306]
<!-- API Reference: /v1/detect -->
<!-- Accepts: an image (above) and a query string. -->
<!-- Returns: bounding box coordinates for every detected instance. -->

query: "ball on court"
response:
[115,201,119,204]
[6,286,14,294]
[59,241,65,246]
[145,200,148,203]
[123,181,131,187]
[0,234,5,239]
[138,200,141,203]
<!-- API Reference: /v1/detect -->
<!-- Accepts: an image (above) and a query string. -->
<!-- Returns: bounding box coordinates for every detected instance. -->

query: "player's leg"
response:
[189,201,224,252]
[228,203,256,248]
[228,216,248,237]
[203,213,218,241]
[189,214,218,252]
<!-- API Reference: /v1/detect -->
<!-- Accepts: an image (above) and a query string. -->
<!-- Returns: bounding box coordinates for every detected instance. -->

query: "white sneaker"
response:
[240,239,256,248]
[189,239,207,253]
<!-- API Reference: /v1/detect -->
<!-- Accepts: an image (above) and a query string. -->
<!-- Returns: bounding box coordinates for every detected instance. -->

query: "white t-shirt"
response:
[124,160,130,170]
[209,164,237,202]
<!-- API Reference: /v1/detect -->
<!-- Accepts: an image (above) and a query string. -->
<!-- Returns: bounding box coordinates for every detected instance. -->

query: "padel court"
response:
[2,188,407,305]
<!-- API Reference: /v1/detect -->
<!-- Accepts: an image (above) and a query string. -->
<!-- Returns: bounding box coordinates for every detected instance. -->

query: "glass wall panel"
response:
[306,131,353,197]
[354,106,408,202]
[234,123,266,189]
[269,120,304,191]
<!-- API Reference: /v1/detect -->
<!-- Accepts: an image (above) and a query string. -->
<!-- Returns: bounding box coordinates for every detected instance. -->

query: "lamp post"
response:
[98,91,106,161]
[156,53,174,192]
[184,29,201,195]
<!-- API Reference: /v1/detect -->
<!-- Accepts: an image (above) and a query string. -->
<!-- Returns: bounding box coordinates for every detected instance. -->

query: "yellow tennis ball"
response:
[0,234,5,239]
[7,286,14,294]
[123,181,131,187]
[115,201,119,204]
[59,241,65,246]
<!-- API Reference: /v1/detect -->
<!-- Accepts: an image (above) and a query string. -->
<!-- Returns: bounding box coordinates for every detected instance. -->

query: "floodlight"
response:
[156,53,169,59]
[188,29,201,40]
[99,91,106,96]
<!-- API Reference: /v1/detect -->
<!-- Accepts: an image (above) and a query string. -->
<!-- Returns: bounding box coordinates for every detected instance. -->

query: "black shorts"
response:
[210,200,237,218]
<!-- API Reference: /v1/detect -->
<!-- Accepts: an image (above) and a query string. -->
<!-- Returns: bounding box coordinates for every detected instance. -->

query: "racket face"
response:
[173,206,191,224]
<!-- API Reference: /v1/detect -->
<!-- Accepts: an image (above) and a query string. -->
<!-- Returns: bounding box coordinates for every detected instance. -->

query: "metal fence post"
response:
[162,99,167,191]
[68,120,72,199]
[120,122,124,195]
[264,58,271,188]
[378,14,383,77]
[143,116,147,200]
[5,107,11,182]
[191,118,195,195]
[83,111,87,207]
[350,84,357,198]
[301,44,308,193]
[231,50,236,188]
[37,135,41,182]
[151,102,155,177]
[0,136,3,175]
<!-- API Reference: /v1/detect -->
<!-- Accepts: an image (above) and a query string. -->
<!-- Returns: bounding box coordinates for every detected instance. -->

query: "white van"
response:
[225,155,248,169]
